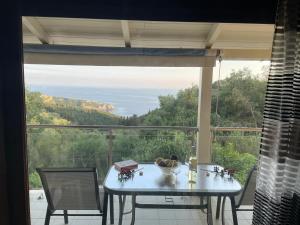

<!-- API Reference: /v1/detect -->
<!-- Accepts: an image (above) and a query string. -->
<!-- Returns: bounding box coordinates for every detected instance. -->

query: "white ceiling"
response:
[22,17,274,60]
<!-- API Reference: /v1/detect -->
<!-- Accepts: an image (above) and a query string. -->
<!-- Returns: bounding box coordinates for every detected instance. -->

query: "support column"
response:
[196,67,213,163]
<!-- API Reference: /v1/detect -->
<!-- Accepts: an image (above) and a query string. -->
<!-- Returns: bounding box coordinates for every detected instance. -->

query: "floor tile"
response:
[30,190,251,225]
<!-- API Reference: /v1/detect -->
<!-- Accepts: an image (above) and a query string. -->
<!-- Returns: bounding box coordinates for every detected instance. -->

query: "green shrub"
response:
[29,172,42,189]
[212,142,257,184]
[112,131,192,163]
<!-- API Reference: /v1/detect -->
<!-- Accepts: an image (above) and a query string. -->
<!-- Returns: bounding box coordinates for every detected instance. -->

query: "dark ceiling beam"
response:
[23,44,211,56]
[23,44,219,67]
[21,0,277,24]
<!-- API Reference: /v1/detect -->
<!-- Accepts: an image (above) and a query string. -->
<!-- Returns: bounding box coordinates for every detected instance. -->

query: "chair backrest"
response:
[37,168,101,211]
[236,166,257,208]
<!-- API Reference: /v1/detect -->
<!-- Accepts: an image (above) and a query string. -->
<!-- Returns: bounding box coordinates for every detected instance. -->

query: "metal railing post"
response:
[210,130,214,162]
[106,129,115,167]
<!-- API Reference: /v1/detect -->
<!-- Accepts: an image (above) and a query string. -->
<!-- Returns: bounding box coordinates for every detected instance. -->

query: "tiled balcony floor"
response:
[30,190,253,225]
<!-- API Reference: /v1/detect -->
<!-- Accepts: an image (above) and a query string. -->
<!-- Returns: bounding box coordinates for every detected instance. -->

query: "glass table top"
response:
[104,164,242,196]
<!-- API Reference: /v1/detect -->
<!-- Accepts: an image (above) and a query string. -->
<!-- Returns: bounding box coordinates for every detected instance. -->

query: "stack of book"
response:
[114,160,138,173]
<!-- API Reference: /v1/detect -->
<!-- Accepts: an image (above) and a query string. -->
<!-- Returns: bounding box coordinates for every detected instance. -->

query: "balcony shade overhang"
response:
[23,17,274,67]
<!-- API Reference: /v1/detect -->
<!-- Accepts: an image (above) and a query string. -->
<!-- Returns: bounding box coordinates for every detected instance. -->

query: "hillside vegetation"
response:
[26,91,119,125]
[27,67,266,187]
[122,68,266,128]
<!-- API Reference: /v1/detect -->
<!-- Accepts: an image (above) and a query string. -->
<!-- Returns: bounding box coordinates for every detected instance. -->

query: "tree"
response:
[142,86,198,126]
[141,68,267,128]
[211,68,266,127]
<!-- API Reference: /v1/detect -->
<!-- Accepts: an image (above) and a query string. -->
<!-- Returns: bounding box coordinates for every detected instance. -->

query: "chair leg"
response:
[216,195,222,219]
[221,196,226,225]
[63,210,68,224]
[102,192,109,225]
[200,196,207,213]
[109,194,114,224]
[44,206,51,225]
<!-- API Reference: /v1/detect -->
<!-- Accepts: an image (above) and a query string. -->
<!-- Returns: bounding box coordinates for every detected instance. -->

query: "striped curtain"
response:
[252,0,300,224]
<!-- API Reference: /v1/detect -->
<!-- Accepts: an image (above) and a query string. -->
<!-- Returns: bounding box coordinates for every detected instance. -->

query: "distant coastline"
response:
[28,85,178,117]
[41,94,115,114]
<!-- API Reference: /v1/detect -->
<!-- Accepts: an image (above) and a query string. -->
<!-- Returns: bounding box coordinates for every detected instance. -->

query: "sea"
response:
[28,85,178,117]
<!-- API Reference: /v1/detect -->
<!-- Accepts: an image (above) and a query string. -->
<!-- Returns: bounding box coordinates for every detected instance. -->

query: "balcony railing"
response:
[26,124,261,187]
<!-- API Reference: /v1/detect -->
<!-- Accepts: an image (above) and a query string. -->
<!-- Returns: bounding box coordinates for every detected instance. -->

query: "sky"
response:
[24,60,270,90]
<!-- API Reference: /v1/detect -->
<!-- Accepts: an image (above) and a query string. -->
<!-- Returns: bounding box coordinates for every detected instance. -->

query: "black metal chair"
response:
[37,168,113,225]
[216,166,257,225]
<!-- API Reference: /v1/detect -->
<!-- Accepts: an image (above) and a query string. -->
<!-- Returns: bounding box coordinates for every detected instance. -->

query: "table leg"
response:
[229,196,238,225]
[130,194,136,225]
[118,195,126,225]
[216,195,221,219]
[207,196,213,225]
[221,196,226,225]
[102,192,108,225]
[109,194,114,224]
